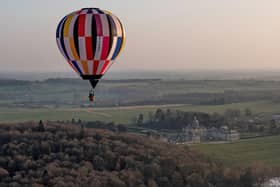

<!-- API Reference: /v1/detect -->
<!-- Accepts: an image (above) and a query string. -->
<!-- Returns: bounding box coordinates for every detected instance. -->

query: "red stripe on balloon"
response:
[100,60,110,75]
[95,14,103,36]
[101,37,110,60]
[86,37,93,60]
[93,61,100,75]
[78,14,86,37]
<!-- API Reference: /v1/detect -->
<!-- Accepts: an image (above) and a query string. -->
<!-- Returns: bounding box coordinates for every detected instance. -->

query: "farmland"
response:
[1,79,280,108]
[192,135,280,167]
[0,100,279,124]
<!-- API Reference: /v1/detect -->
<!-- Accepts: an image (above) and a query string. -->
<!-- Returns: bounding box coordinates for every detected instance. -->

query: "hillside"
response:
[0,122,269,187]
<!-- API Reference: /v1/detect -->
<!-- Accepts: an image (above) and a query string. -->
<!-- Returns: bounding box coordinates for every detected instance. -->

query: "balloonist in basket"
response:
[56,8,126,102]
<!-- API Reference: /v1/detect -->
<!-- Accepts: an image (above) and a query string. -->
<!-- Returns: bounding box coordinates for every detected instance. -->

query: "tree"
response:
[137,114,144,125]
[157,177,170,187]
[244,108,252,117]
[79,126,85,139]
[249,162,269,185]
[109,175,126,187]
[117,125,127,133]
[144,164,160,179]
[38,120,45,132]
[269,120,277,133]
[31,145,40,160]
[187,173,205,187]
[147,179,158,187]
[224,109,241,120]
[93,156,105,171]
[155,109,165,122]
[240,169,254,187]
[0,168,9,178]
[166,109,172,119]
[171,171,184,187]
[94,133,102,142]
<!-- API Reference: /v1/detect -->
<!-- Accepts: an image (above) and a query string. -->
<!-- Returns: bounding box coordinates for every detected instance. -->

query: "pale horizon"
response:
[1,1,280,73]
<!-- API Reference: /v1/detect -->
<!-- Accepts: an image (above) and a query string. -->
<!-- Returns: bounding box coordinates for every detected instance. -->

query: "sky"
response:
[1,1,280,73]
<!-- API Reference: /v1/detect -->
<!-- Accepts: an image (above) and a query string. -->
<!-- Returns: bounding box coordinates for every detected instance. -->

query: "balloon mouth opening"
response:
[81,75,103,80]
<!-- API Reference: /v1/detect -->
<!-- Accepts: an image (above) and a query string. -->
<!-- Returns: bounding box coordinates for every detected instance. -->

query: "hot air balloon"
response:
[56,8,125,101]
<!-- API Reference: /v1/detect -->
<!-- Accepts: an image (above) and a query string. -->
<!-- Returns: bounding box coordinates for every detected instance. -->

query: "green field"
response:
[0,105,163,124]
[2,79,280,108]
[191,135,280,167]
[1,79,280,125]
[0,100,279,124]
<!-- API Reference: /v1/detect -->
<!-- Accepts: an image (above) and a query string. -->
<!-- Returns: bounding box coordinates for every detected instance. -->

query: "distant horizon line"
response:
[2,69,280,74]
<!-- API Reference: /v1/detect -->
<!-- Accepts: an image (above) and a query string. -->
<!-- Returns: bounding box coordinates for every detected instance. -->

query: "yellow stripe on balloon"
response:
[63,14,74,37]
[104,10,112,15]
[69,37,79,60]
[116,17,126,58]
[81,61,89,75]
[118,30,126,56]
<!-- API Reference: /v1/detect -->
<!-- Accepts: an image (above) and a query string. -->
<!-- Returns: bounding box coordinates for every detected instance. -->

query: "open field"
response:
[191,135,280,167]
[1,79,280,125]
[1,79,280,108]
[0,100,280,124]
[0,104,182,124]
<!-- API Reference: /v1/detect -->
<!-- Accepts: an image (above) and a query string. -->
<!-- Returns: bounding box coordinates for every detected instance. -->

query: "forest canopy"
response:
[0,122,274,187]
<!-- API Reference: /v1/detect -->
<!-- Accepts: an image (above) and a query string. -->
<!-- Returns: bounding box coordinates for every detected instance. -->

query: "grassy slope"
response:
[191,135,280,167]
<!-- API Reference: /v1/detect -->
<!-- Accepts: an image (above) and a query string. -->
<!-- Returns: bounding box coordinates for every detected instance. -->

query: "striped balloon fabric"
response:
[56,8,125,80]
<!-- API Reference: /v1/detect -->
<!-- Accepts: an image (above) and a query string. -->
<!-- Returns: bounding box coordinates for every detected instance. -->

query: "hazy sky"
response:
[1,1,280,72]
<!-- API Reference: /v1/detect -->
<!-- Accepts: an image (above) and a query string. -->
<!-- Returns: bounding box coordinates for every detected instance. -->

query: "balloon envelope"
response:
[56,8,125,82]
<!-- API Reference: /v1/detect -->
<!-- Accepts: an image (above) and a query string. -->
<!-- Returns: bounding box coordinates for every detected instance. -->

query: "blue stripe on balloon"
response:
[58,17,71,60]
[56,16,66,38]
[71,61,83,75]
[112,37,122,60]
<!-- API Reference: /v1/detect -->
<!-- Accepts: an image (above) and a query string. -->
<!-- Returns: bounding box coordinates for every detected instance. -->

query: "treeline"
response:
[0,80,31,86]
[0,122,275,187]
[135,108,279,135]
[119,90,280,106]
[86,121,128,133]
[56,119,128,133]
[135,108,246,131]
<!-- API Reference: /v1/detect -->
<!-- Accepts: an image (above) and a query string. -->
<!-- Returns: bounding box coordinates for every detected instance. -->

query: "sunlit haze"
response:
[1,1,280,73]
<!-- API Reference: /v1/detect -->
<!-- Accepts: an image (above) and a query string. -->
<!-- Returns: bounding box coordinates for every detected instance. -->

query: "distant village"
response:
[143,116,240,144]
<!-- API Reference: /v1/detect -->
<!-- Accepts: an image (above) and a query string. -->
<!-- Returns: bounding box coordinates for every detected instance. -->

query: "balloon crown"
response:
[80,8,100,11]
